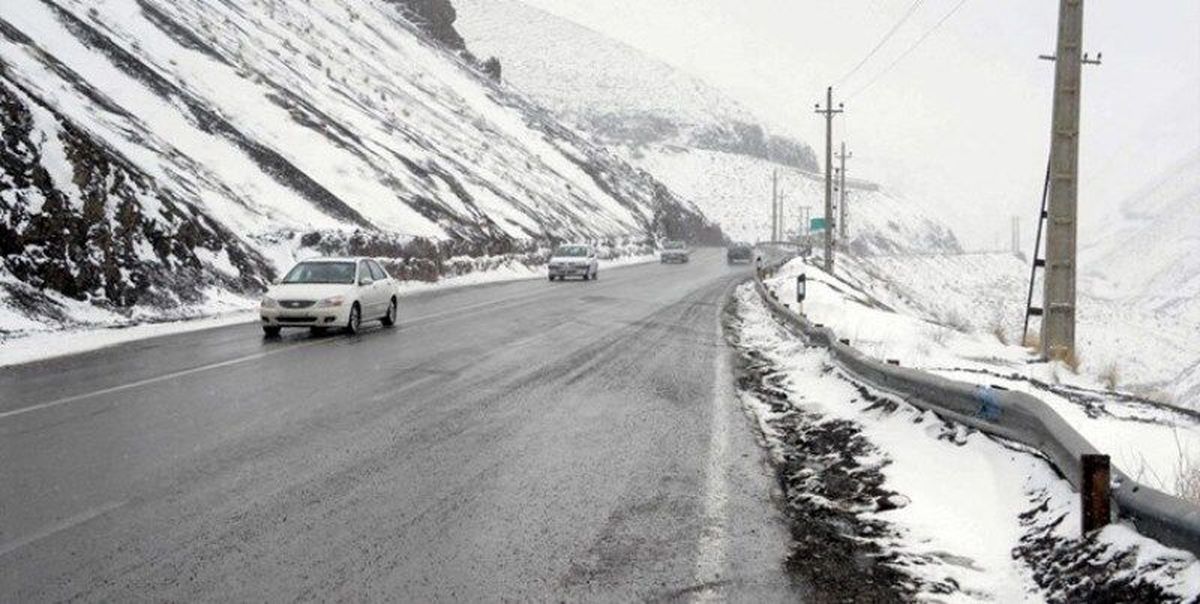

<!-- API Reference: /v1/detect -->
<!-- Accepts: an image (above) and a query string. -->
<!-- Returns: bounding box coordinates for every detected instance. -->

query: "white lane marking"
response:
[691,310,733,599]
[0,339,332,421]
[0,274,634,422]
[0,499,126,558]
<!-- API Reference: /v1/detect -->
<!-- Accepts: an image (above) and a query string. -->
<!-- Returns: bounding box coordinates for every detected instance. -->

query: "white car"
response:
[547,244,599,281]
[260,257,399,336]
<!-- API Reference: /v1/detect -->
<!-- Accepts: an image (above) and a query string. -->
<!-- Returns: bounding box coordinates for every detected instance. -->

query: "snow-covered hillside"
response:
[455,0,960,254]
[0,0,718,333]
[837,251,1200,409]
[630,147,960,254]
[454,0,816,170]
[1081,149,1200,403]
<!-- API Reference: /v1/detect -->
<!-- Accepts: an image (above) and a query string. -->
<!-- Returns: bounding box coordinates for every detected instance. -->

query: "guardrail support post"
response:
[1081,454,1111,534]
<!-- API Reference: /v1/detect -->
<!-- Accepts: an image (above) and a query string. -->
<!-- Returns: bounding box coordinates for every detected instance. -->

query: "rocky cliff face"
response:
[0,0,718,332]
[388,0,466,51]
[0,73,271,326]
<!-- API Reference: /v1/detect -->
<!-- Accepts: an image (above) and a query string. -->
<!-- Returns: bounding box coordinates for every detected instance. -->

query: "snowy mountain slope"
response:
[0,0,718,332]
[1082,148,1200,306]
[836,251,1200,409]
[629,146,960,254]
[454,0,960,254]
[453,0,817,170]
[1079,148,1200,403]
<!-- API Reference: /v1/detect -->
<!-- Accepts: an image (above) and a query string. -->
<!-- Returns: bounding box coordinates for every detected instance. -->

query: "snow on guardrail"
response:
[750,246,1200,556]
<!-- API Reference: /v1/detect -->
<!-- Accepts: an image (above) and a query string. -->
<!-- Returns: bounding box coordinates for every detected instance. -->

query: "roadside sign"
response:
[810,217,827,232]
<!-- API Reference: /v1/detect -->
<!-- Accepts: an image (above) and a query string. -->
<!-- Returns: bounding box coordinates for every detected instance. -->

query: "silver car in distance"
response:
[260,257,399,336]
[660,240,690,264]
[548,244,599,281]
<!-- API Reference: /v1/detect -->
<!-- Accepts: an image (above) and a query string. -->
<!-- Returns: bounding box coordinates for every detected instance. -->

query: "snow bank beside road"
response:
[730,283,1200,601]
[762,255,1200,502]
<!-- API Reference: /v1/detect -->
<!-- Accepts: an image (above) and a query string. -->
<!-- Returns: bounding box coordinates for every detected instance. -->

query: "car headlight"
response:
[317,295,345,308]
[261,296,278,308]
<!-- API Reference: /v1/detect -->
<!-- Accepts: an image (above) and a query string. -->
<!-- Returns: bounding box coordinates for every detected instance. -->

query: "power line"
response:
[835,0,926,88]
[846,0,972,102]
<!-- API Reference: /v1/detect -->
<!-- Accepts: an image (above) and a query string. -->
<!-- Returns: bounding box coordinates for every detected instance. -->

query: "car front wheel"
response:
[346,303,362,334]
[381,298,397,327]
[263,325,281,337]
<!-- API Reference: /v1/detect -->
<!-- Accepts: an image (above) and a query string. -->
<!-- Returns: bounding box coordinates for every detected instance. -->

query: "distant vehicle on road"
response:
[260,257,398,336]
[660,240,690,264]
[548,244,599,281]
[726,242,753,264]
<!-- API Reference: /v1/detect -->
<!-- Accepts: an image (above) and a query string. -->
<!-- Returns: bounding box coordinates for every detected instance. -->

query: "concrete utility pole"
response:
[836,143,853,244]
[1039,0,1101,361]
[814,86,844,273]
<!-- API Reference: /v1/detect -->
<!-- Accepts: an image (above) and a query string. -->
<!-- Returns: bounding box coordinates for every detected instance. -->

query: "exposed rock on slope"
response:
[0,0,718,332]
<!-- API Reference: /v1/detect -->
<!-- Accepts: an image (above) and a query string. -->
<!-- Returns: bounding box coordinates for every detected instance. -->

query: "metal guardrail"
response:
[750,250,1200,556]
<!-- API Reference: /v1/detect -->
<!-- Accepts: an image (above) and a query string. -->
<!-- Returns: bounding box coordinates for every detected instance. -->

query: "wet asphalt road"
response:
[0,248,803,601]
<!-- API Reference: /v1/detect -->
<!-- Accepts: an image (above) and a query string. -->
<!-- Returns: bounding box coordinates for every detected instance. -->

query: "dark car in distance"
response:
[726,243,753,264]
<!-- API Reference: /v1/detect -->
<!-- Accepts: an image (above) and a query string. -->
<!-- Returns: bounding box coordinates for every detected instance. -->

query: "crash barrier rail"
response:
[750,249,1200,556]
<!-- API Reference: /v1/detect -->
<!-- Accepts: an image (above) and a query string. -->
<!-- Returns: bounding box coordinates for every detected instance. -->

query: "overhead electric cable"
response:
[846,0,971,101]
[835,0,926,87]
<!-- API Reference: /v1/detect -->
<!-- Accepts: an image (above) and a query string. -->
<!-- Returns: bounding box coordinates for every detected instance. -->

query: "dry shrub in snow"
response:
[923,322,949,346]
[1063,350,1082,374]
[1178,459,1200,506]
[991,322,1009,345]
[1099,361,1120,391]
[939,308,972,333]
[989,304,1009,344]
[1023,330,1040,351]
[1172,427,1200,505]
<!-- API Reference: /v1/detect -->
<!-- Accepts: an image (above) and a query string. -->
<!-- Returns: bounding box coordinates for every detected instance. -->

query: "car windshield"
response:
[554,246,590,257]
[281,261,357,284]
[664,241,686,250]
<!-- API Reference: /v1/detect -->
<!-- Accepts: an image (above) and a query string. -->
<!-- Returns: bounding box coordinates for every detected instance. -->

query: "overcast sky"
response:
[518,0,1200,250]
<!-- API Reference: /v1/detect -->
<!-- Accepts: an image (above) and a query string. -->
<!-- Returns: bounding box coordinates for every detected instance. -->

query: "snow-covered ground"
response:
[627,146,959,253]
[0,252,657,368]
[731,282,1200,601]
[761,253,1200,501]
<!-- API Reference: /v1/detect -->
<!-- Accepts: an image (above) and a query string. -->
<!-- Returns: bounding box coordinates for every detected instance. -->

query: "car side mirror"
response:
[359,277,373,286]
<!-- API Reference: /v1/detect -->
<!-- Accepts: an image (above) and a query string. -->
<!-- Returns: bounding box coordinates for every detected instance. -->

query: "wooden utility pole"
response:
[1039,0,1101,361]
[815,87,843,273]
[836,143,853,244]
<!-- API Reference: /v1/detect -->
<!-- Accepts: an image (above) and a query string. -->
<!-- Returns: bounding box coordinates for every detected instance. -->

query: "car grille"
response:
[280,300,316,309]
[277,316,317,323]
